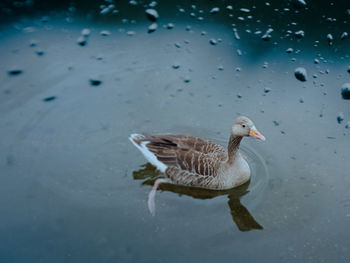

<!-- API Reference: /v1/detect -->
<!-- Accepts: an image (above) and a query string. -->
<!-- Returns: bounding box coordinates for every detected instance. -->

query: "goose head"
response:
[231,116,266,141]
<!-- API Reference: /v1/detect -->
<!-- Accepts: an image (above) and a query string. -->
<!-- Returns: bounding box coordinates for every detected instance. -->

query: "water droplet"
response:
[299,97,304,103]
[209,39,217,45]
[29,40,38,47]
[210,7,220,14]
[145,9,159,21]
[261,28,273,41]
[294,67,307,82]
[149,1,157,8]
[174,42,181,48]
[81,28,91,37]
[218,66,224,71]
[100,30,111,36]
[345,122,350,129]
[294,30,305,39]
[273,120,280,126]
[237,93,242,98]
[326,34,333,45]
[286,48,293,53]
[233,28,240,40]
[337,112,344,124]
[341,83,350,99]
[172,63,180,69]
[314,58,320,64]
[36,50,45,56]
[90,78,102,86]
[226,5,233,10]
[148,23,158,33]
[264,87,271,93]
[77,36,87,46]
[8,68,23,76]
[340,32,348,40]
[43,96,56,102]
[240,8,250,13]
[167,23,174,29]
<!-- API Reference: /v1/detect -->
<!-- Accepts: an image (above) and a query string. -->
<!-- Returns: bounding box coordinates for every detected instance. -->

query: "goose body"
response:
[129,116,265,190]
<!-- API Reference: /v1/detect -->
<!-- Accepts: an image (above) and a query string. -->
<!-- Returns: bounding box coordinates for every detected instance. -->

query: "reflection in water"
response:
[133,163,263,231]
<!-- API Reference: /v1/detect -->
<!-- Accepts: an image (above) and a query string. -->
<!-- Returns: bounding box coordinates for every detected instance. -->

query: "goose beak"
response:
[249,126,266,141]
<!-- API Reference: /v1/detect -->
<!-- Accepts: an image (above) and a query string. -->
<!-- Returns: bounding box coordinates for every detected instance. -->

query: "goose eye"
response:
[242,124,246,128]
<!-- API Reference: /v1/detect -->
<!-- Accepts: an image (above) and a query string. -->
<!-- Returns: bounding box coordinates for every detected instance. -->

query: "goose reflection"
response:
[133,163,263,232]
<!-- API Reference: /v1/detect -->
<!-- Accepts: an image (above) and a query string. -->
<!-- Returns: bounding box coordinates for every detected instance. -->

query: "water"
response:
[0,0,350,262]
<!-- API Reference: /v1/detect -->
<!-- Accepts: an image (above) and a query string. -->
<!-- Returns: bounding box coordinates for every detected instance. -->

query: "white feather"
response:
[129,134,168,172]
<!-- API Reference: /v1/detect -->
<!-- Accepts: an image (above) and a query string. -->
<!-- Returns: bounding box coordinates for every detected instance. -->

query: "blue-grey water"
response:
[0,0,350,262]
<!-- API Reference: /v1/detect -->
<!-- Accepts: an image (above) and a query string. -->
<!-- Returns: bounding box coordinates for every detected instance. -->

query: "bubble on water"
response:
[237,16,245,21]
[294,30,305,39]
[341,83,350,99]
[8,68,23,76]
[326,33,333,45]
[43,96,56,102]
[210,7,220,14]
[145,9,159,21]
[337,112,344,124]
[167,23,174,29]
[209,39,217,45]
[81,28,91,37]
[178,8,185,13]
[314,58,320,64]
[286,48,293,53]
[294,67,307,82]
[129,0,138,6]
[235,67,241,72]
[226,5,233,10]
[190,12,196,17]
[240,8,250,13]
[148,23,158,33]
[340,32,348,40]
[233,28,240,40]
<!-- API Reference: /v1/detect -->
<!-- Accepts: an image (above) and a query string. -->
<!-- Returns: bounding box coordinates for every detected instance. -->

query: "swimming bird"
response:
[129,116,265,215]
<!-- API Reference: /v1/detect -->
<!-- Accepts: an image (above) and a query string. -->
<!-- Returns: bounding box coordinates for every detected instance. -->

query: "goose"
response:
[129,116,265,215]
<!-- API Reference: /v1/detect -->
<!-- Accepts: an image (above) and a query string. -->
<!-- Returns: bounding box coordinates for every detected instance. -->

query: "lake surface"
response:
[0,0,350,262]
